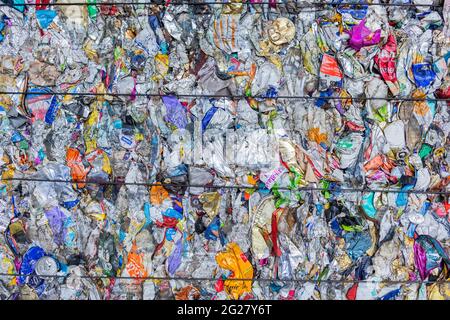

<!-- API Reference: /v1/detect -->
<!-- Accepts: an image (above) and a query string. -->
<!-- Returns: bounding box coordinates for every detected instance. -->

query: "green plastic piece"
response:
[87,0,98,19]
[419,144,432,159]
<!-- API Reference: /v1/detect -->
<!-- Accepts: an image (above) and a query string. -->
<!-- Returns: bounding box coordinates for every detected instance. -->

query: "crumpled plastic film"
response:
[0,1,449,300]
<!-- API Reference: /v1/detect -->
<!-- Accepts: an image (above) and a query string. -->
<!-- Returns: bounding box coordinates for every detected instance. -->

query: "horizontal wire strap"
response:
[1,91,450,102]
[0,272,448,284]
[0,1,445,8]
[2,177,450,195]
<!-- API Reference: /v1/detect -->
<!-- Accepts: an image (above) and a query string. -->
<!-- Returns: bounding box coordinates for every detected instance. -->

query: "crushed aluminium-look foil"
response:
[0,0,449,300]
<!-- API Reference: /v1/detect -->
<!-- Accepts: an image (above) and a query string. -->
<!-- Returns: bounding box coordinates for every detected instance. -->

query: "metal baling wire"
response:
[0,1,445,8]
[97,8,329,14]
[1,91,450,101]
[1,1,442,16]
[2,177,450,194]
[0,272,448,284]
[0,2,331,14]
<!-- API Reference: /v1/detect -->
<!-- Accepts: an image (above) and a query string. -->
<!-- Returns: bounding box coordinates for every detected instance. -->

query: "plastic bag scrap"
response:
[0,1,449,300]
